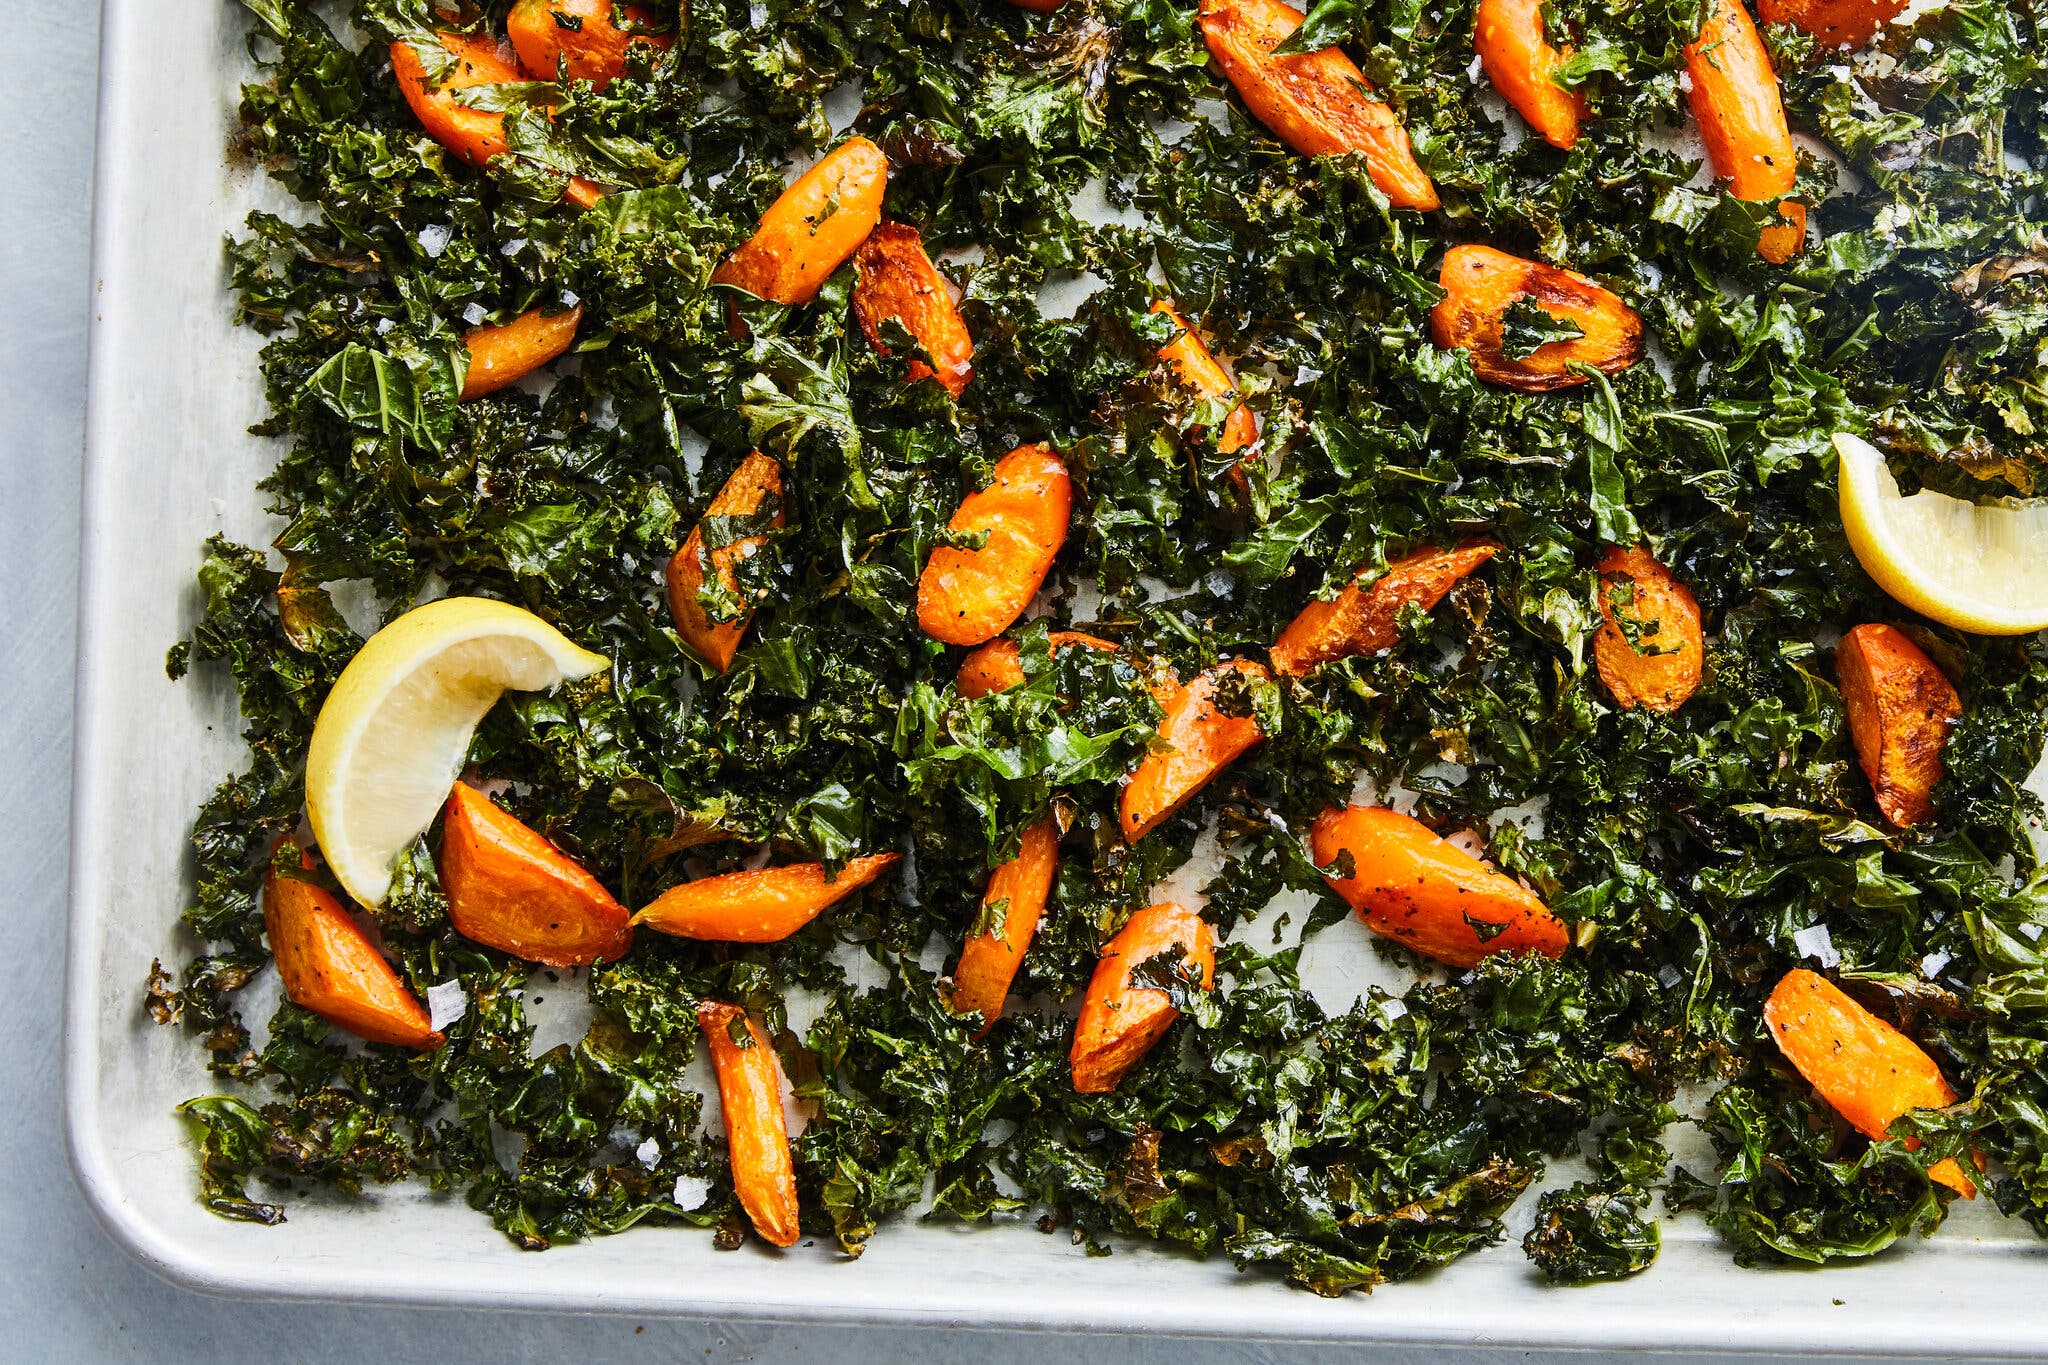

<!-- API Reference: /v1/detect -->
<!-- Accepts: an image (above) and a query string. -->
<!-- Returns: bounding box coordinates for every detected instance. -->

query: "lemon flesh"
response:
[1836,432,2048,636]
[304,597,609,907]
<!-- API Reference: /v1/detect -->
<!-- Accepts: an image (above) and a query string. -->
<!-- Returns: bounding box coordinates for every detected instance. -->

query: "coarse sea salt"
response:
[673,1174,713,1209]
[1921,951,1952,978]
[1792,923,1840,969]
[636,1136,661,1169]
[462,302,488,327]
[426,979,468,1031]
[416,223,452,259]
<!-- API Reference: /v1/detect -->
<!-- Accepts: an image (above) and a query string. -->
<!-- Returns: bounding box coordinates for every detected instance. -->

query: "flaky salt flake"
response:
[1921,951,1952,978]
[635,1136,661,1169]
[462,302,488,326]
[426,979,467,1031]
[1792,923,1840,968]
[416,223,451,259]
[673,1174,712,1209]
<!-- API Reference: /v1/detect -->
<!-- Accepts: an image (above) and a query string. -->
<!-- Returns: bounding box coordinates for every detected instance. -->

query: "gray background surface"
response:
[0,7,2014,1362]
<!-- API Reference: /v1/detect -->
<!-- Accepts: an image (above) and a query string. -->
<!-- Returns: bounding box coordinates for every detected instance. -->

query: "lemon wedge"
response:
[1836,432,2048,636]
[305,597,609,908]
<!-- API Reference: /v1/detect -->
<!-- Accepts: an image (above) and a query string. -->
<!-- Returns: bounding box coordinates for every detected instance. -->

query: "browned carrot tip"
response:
[697,1001,803,1245]
[1429,245,1642,392]
[1765,969,1976,1197]
[916,444,1074,647]
[632,853,901,942]
[1475,0,1588,150]
[1151,301,1259,468]
[1197,0,1439,210]
[1756,0,1907,47]
[713,138,890,307]
[264,853,443,1050]
[1837,623,1961,829]
[509,0,672,89]
[1070,901,1217,1093]
[1119,659,1269,842]
[852,222,975,399]
[955,631,1120,700]
[665,452,786,674]
[1591,546,1704,713]
[388,34,606,208]
[437,784,631,966]
[1271,540,1499,676]
[949,813,1061,1035]
[1308,804,1569,968]
[1684,0,1805,263]
[460,304,583,401]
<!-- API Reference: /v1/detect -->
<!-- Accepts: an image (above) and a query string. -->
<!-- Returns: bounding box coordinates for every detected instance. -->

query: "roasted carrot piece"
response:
[1837,623,1961,829]
[1431,245,1642,392]
[916,444,1073,647]
[1756,0,1905,47]
[949,813,1061,1036]
[665,452,786,674]
[1765,969,1976,1196]
[264,855,443,1050]
[1592,546,1705,713]
[1153,302,1259,470]
[1684,0,1805,263]
[1309,804,1569,969]
[508,0,671,88]
[713,138,889,307]
[955,631,1120,699]
[1270,541,1498,676]
[697,1001,802,1245]
[1120,659,1269,842]
[460,304,583,400]
[1475,0,1587,150]
[388,33,605,209]
[1198,0,1439,210]
[632,853,901,942]
[852,222,974,399]
[436,784,632,966]
[1070,902,1218,1094]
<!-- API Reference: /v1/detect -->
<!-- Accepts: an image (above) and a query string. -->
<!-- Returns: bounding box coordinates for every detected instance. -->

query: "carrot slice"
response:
[1475,0,1587,150]
[1430,245,1642,392]
[1592,546,1704,713]
[713,138,889,307]
[916,444,1073,647]
[1120,659,1269,842]
[852,222,974,398]
[1765,969,1976,1196]
[508,0,671,88]
[1837,623,1961,828]
[1198,0,1439,210]
[955,631,1119,699]
[697,1002,802,1245]
[388,33,605,209]
[1070,902,1218,1094]
[437,784,631,966]
[1153,302,1259,471]
[665,452,786,674]
[1271,541,1498,675]
[1309,804,1569,968]
[949,813,1061,1036]
[1684,0,1805,263]
[264,856,442,1050]
[460,304,583,401]
[632,854,901,942]
[1756,0,1905,46]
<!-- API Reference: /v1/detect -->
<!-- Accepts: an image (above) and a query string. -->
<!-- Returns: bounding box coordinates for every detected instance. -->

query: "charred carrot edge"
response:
[713,138,890,307]
[460,304,583,401]
[1684,0,1805,263]
[509,0,672,88]
[1271,540,1499,675]
[1837,623,1961,828]
[437,783,632,966]
[852,222,975,398]
[698,1002,803,1245]
[1475,0,1587,150]
[916,443,1074,647]
[1070,902,1218,1094]
[1765,969,1976,1197]
[1120,659,1269,842]
[1198,0,1439,210]
[1756,0,1906,47]
[1309,804,1569,969]
[955,631,1120,699]
[264,855,443,1050]
[388,34,605,208]
[950,813,1061,1035]
[1152,302,1259,467]
[1591,546,1705,713]
[1429,244,1643,392]
[665,452,786,674]
[632,853,901,942]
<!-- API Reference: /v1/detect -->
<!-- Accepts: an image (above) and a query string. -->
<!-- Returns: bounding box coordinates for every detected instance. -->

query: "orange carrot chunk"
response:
[1309,804,1569,969]
[1070,902,1218,1094]
[1431,245,1642,392]
[1271,541,1499,675]
[460,304,583,401]
[264,855,443,1050]
[1120,659,1269,842]
[1756,0,1905,47]
[852,222,975,399]
[955,631,1120,700]
[698,1001,803,1245]
[632,854,901,942]
[1475,0,1587,150]
[1198,0,1439,210]
[665,452,786,674]
[388,33,605,208]
[1764,969,1976,1197]
[437,783,632,966]
[1591,546,1705,713]
[1153,301,1259,472]
[1684,0,1805,263]
[949,813,1061,1036]
[508,0,672,88]
[1837,623,1961,829]
[713,138,889,307]
[916,444,1073,647]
